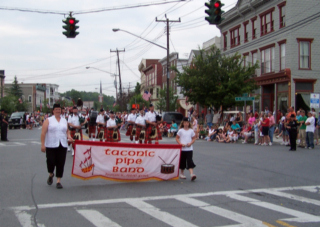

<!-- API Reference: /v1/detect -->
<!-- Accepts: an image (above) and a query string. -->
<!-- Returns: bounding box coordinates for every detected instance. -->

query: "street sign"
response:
[242,93,248,97]
[235,97,255,101]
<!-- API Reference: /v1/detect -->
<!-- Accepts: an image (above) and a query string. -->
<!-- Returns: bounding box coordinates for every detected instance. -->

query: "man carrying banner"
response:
[96,109,106,141]
[68,106,87,155]
[145,103,162,144]
[106,111,121,142]
[135,109,146,144]
[126,108,137,143]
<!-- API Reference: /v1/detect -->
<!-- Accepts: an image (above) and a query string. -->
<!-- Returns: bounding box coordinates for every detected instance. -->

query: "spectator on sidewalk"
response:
[268,112,275,144]
[305,111,315,149]
[204,110,213,128]
[298,110,307,148]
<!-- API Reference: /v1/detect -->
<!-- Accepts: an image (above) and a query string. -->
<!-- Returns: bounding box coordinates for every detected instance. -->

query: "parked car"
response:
[8,112,25,129]
[161,112,184,126]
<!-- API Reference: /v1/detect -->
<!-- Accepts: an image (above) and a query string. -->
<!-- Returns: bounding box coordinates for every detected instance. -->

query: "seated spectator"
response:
[207,125,218,141]
[228,128,238,143]
[199,124,207,139]
[168,120,178,137]
[217,129,230,143]
[231,121,241,132]
[242,123,253,144]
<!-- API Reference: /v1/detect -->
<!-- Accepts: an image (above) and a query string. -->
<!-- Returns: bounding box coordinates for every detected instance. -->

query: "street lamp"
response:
[113,28,170,111]
[86,66,118,100]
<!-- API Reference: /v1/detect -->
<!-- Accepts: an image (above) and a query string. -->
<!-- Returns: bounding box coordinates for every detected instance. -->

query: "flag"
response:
[18,98,22,104]
[113,101,116,107]
[142,91,151,101]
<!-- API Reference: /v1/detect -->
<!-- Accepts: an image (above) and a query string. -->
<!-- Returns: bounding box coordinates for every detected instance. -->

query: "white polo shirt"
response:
[135,116,146,126]
[145,111,156,122]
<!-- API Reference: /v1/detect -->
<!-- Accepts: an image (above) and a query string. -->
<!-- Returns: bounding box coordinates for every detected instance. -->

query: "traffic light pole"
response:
[156,16,180,111]
[110,49,125,99]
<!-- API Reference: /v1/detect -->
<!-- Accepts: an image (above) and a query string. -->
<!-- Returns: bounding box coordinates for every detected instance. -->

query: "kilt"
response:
[126,124,134,136]
[145,124,162,141]
[69,129,83,148]
[106,128,121,142]
[97,126,106,140]
[135,126,144,141]
[88,125,96,138]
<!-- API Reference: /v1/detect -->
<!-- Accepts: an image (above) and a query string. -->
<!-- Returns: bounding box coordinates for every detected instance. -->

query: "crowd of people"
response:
[188,106,319,151]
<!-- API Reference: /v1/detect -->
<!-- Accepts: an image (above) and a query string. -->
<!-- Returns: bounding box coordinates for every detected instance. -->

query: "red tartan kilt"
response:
[88,125,96,137]
[126,124,133,136]
[145,124,162,141]
[135,126,143,140]
[69,130,83,145]
[106,128,121,142]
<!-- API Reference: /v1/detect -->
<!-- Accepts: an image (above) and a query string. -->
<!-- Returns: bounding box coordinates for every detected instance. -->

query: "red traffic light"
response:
[69,19,75,24]
[214,1,221,8]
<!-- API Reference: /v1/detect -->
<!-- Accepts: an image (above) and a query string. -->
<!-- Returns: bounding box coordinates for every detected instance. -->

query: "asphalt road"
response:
[1,127,320,227]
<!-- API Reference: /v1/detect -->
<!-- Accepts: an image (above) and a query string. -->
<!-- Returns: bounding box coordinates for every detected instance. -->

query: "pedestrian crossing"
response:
[0,140,41,147]
[12,185,320,227]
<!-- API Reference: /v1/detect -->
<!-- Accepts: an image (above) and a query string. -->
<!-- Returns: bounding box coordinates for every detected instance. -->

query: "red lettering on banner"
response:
[113,166,118,172]
[112,150,119,155]
[128,168,136,173]
[128,151,135,156]
[113,167,145,173]
[137,167,144,173]
[136,159,142,164]
[116,158,123,165]
[120,150,127,156]
[120,167,127,173]
[105,149,156,157]
[149,151,155,157]
[105,149,111,155]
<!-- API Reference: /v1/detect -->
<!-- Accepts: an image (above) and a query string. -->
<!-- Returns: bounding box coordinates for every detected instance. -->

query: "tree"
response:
[174,46,259,110]
[129,94,149,110]
[156,87,179,113]
[6,76,23,98]
[134,82,141,95]
[0,95,29,114]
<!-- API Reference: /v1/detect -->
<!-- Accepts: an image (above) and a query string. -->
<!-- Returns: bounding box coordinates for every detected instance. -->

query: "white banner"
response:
[72,141,181,181]
[310,93,319,109]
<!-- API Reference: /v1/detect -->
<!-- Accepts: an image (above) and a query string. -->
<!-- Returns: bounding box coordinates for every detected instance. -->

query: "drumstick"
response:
[169,154,178,164]
[158,156,166,164]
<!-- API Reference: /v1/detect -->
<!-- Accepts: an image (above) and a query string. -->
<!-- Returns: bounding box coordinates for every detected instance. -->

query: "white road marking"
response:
[260,189,320,206]
[13,142,26,146]
[14,210,45,227]
[176,197,267,227]
[226,193,320,223]
[76,209,121,227]
[30,141,41,145]
[0,143,5,146]
[126,200,198,227]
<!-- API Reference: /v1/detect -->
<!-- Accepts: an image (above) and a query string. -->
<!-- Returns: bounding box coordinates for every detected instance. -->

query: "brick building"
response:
[218,0,320,113]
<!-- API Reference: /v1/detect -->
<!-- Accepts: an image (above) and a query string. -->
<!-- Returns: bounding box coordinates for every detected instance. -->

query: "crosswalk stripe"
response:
[126,200,199,227]
[176,197,267,227]
[226,193,320,223]
[14,142,25,145]
[260,189,320,206]
[30,141,41,145]
[76,209,121,227]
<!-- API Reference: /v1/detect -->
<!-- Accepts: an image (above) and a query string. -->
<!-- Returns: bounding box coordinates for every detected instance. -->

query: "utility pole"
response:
[110,49,125,99]
[156,15,180,111]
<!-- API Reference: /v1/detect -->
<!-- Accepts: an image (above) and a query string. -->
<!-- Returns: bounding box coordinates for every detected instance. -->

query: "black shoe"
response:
[289,149,296,151]
[56,182,63,189]
[47,174,54,185]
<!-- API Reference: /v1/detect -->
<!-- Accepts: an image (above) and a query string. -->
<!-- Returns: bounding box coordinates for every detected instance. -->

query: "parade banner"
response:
[72,141,181,182]
[310,93,320,109]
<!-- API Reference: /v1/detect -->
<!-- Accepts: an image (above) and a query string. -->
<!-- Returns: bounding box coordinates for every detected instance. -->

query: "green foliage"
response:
[134,82,141,95]
[60,89,115,110]
[174,45,259,110]
[129,94,149,110]
[156,87,179,112]
[6,76,23,98]
[0,95,29,114]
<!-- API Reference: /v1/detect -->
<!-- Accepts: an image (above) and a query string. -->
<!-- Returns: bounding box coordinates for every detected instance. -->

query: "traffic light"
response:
[62,16,79,38]
[205,0,224,25]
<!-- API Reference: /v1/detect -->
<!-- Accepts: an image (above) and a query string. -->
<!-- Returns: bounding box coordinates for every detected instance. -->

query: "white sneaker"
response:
[285,142,289,145]
[269,142,272,146]
[242,141,247,144]
[191,174,197,181]
[67,146,71,152]
[71,148,74,156]
[280,141,284,145]
[179,174,186,179]
[254,143,258,145]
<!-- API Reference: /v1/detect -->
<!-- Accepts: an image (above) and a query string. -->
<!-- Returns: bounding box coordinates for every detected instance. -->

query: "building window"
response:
[260,8,275,36]
[243,21,249,43]
[260,45,275,74]
[251,50,258,75]
[297,38,313,70]
[251,16,257,39]
[278,40,286,71]
[230,25,241,48]
[223,32,228,50]
[156,88,159,98]
[28,95,32,102]
[278,2,286,28]
[243,53,249,67]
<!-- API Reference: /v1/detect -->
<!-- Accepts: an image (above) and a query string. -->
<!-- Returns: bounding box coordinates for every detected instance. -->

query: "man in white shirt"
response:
[68,107,86,154]
[126,108,137,143]
[305,111,315,149]
[135,109,146,144]
[96,109,106,141]
[145,104,162,144]
[106,111,121,142]
[212,110,221,125]
[26,113,30,129]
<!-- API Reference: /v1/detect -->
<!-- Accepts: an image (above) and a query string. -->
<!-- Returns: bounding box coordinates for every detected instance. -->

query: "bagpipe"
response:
[104,115,109,122]
[112,117,122,140]
[139,128,146,140]
[131,125,137,136]
[149,115,162,139]
[73,128,82,140]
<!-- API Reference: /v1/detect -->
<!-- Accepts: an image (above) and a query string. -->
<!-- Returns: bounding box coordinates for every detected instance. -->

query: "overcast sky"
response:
[0,0,238,97]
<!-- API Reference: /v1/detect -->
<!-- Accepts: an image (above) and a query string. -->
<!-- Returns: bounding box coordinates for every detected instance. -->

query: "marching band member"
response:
[126,108,137,143]
[135,109,146,144]
[106,111,121,142]
[145,103,162,144]
[60,107,67,119]
[67,106,87,155]
[96,109,106,141]
[87,108,97,141]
